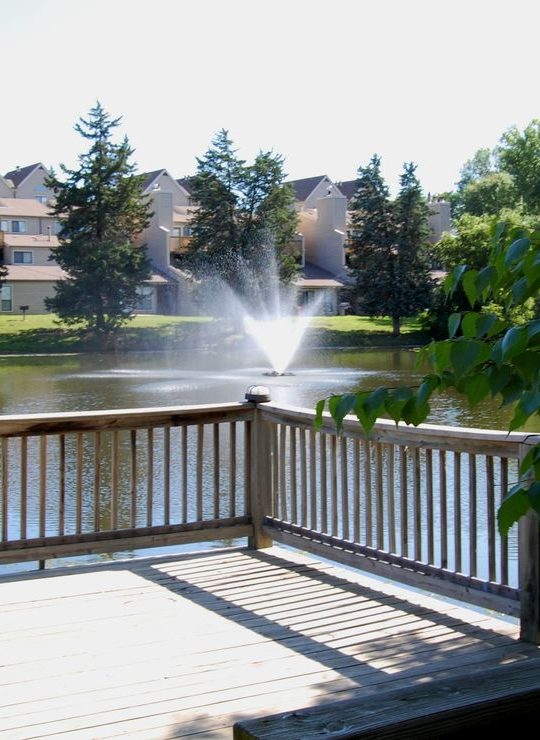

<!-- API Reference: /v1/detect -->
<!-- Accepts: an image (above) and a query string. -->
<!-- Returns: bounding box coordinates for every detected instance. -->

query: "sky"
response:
[2,0,540,195]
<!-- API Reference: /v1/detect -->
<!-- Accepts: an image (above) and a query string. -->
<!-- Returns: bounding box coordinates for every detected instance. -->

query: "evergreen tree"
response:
[183,130,298,307]
[348,154,396,323]
[348,156,432,336]
[45,102,151,336]
[391,163,433,335]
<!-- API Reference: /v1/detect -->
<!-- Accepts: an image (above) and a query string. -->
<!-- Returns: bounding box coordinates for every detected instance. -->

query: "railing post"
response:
[245,386,273,550]
[519,442,540,644]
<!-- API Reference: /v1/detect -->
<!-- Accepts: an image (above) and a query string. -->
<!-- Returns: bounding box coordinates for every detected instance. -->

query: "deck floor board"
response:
[1,546,538,739]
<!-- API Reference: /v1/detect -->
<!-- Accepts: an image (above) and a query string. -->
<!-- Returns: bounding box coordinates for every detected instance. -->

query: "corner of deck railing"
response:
[244,386,271,404]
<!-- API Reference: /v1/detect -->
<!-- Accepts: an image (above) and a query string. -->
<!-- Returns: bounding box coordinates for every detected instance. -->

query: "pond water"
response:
[0,345,536,433]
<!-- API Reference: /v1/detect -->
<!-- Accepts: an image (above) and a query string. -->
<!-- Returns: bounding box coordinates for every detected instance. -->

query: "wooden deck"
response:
[1,546,539,739]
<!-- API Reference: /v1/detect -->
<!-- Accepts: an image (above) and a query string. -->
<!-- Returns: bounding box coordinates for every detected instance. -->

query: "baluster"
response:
[229,422,237,518]
[468,453,477,577]
[341,436,349,540]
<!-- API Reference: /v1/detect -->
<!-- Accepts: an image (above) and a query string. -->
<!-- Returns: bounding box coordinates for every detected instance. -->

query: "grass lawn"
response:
[0,314,430,354]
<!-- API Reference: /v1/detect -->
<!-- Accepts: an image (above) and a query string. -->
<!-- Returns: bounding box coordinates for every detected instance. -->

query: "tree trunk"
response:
[392,315,400,337]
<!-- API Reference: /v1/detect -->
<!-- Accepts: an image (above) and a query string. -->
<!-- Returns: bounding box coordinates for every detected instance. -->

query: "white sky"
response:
[2,0,540,194]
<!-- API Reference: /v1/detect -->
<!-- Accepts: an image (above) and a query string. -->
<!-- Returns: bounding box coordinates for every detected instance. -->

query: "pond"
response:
[0,345,536,434]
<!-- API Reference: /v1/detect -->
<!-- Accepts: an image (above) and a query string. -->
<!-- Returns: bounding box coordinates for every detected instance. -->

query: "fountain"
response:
[244,314,312,376]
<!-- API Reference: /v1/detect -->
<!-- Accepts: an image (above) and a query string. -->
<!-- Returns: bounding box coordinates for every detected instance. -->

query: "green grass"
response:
[0,314,430,354]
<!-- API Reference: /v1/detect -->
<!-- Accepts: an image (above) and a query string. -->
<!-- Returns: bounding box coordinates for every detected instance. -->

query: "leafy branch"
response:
[316,223,540,536]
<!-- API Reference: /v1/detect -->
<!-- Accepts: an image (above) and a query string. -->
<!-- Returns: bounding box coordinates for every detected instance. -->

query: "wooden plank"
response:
[399,445,407,557]
[426,447,433,563]
[272,424,279,518]
[213,423,220,519]
[320,433,327,533]
[39,435,47,538]
[486,455,496,582]
[196,424,204,521]
[500,457,508,584]
[76,433,83,535]
[58,434,65,537]
[340,436,349,541]
[300,429,307,528]
[130,430,137,528]
[249,416,272,549]
[330,435,338,536]
[229,422,237,518]
[353,439,360,544]
[233,661,540,740]
[278,424,287,522]
[309,430,317,530]
[93,431,102,532]
[1,438,8,541]
[454,451,462,573]
[364,440,372,547]
[290,426,297,523]
[244,421,251,516]
[386,444,395,554]
[181,426,188,524]
[164,425,171,526]
[0,402,253,438]
[0,522,253,564]
[469,453,477,577]
[519,452,540,643]
[413,447,421,562]
[375,442,383,549]
[146,428,154,528]
[19,436,27,541]
[111,430,119,531]
[440,449,447,569]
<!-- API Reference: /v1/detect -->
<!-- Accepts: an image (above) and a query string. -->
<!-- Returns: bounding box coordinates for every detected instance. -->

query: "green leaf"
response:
[461,312,478,339]
[498,484,531,536]
[448,313,461,339]
[444,264,467,297]
[528,481,540,516]
[504,237,530,267]
[449,339,488,379]
[486,364,513,396]
[463,373,490,407]
[402,396,430,426]
[511,276,529,304]
[475,266,496,297]
[519,445,540,477]
[364,388,387,416]
[385,387,414,424]
[501,326,528,361]
[331,394,357,432]
[417,375,440,405]
[354,395,377,437]
[433,341,451,372]
[462,270,479,307]
[314,399,326,431]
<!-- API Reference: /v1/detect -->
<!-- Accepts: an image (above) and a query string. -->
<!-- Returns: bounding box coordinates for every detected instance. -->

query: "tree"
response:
[456,147,497,192]
[348,156,432,336]
[317,222,540,535]
[183,129,298,307]
[498,120,540,214]
[45,102,151,336]
[461,172,518,216]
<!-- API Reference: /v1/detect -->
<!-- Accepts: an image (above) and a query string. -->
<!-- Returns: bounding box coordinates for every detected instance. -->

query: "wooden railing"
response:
[0,396,538,641]
[0,403,254,563]
[256,402,540,642]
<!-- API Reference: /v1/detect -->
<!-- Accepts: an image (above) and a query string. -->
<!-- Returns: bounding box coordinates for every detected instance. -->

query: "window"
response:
[0,285,12,312]
[172,227,181,237]
[35,196,48,204]
[11,221,26,233]
[0,220,7,232]
[14,251,33,264]
[54,221,62,235]
[183,227,192,237]
[136,286,154,312]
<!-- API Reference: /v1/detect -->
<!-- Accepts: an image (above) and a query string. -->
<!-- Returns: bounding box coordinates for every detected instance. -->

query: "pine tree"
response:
[348,157,432,336]
[348,155,397,326]
[184,130,298,307]
[391,163,433,335]
[45,102,151,336]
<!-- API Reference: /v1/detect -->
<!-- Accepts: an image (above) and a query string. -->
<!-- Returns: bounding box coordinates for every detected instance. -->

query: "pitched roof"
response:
[0,198,54,217]
[287,175,328,202]
[4,163,45,188]
[140,170,165,192]
[176,177,193,195]
[335,180,357,201]
[294,261,344,288]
